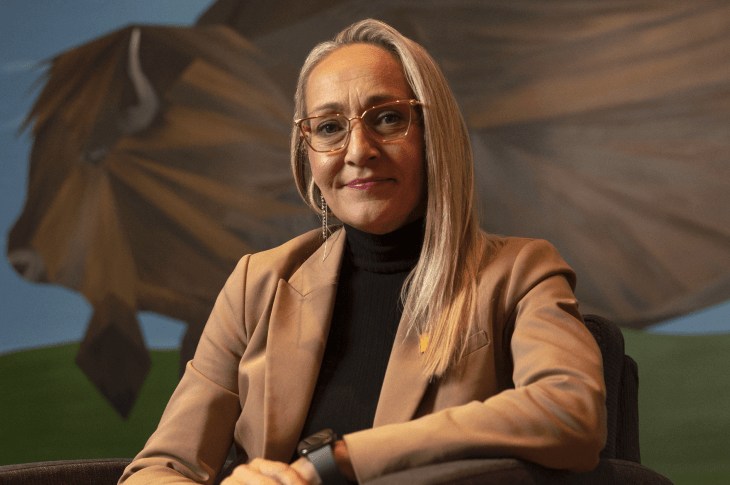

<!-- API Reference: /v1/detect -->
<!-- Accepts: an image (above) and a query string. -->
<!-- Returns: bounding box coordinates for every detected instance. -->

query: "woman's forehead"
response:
[305,44,411,114]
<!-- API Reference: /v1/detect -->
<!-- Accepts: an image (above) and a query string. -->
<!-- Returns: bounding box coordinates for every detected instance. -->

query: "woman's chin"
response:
[337,207,423,235]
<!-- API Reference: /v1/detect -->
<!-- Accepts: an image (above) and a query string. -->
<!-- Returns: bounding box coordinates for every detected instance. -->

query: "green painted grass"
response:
[0,343,179,465]
[623,329,730,485]
[1,332,728,484]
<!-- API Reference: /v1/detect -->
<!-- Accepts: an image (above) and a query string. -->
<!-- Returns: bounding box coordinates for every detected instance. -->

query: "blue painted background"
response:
[1,0,728,356]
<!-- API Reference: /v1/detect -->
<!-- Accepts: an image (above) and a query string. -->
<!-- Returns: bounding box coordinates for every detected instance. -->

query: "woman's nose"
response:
[345,120,379,165]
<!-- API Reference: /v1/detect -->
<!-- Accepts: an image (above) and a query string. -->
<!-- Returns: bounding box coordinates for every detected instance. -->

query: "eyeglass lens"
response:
[302,102,414,151]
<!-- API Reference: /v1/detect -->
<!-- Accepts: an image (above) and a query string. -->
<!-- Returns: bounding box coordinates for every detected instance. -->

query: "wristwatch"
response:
[297,429,350,484]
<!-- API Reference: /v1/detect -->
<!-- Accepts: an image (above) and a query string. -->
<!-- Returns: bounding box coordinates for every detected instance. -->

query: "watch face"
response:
[297,429,336,456]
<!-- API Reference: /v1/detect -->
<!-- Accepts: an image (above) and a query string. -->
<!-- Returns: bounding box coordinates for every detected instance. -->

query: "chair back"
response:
[582,314,641,463]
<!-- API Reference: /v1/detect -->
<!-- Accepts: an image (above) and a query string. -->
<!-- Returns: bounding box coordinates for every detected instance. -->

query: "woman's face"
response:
[304,44,426,235]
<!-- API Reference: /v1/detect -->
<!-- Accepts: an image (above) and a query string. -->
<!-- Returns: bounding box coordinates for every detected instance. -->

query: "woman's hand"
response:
[221,457,320,485]
[220,440,354,484]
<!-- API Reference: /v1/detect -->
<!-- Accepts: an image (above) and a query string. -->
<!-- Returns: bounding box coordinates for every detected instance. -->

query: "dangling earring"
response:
[321,195,328,260]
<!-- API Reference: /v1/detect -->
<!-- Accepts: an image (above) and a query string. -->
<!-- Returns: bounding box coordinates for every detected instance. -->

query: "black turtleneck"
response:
[298,217,425,441]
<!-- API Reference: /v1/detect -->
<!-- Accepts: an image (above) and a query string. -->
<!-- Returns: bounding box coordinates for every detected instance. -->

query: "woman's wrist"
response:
[291,457,322,485]
[333,439,356,481]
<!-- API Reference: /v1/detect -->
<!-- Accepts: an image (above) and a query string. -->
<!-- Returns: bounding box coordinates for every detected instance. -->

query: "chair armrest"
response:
[364,458,673,485]
[0,458,132,485]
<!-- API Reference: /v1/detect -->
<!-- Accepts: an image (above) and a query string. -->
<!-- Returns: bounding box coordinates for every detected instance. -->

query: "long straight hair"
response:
[291,19,483,377]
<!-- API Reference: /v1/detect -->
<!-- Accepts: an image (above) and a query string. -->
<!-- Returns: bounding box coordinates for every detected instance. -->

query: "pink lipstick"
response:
[347,178,382,190]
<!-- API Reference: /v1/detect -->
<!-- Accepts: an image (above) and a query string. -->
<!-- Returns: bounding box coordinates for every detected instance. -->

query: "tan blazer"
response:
[120,227,606,484]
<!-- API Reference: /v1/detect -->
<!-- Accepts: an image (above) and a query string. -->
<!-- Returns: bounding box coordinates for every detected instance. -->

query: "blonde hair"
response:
[291,19,482,376]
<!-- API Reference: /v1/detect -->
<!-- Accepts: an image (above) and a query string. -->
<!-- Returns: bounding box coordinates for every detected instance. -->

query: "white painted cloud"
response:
[1,114,26,132]
[2,59,44,74]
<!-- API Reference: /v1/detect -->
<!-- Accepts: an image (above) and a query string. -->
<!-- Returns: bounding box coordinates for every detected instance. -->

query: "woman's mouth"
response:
[346,178,389,190]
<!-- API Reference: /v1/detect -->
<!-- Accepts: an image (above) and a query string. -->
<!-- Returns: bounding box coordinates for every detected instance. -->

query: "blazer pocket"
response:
[465,330,489,356]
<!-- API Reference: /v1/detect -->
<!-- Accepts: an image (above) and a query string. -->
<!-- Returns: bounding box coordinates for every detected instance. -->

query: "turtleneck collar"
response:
[342,217,424,274]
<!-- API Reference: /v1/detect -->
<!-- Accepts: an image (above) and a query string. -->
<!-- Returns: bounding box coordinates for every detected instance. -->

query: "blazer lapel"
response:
[262,228,346,461]
[372,309,431,427]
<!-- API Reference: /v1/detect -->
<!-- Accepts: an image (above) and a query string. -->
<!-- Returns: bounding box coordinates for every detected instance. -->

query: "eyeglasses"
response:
[294,99,424,153]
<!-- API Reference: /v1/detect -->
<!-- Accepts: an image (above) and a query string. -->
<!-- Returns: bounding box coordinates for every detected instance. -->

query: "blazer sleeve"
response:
[342,239,607,483]
[118,255,252,485]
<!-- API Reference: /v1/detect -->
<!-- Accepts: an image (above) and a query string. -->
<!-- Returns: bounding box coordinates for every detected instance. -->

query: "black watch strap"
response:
[298,429,350,485]
[307,443,348,484]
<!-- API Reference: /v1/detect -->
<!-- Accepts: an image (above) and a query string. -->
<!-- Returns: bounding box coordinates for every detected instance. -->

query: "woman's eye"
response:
[376,111,403,125]
[315,119,345,136]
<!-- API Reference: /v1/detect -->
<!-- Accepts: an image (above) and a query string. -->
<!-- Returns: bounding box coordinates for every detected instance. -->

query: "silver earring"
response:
[321,195,328,260]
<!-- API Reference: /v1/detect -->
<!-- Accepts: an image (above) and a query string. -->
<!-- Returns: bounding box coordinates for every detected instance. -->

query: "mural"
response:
[5,0,730,417]
[8,21,316,417]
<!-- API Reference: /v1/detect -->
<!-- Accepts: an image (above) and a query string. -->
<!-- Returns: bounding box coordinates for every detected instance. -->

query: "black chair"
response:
[0,315,672,484]
[583,314,641,463]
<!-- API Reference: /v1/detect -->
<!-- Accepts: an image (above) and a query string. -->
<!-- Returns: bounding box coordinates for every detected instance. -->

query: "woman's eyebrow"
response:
[309,102,346,115]
[308,94,404,116]
[364,94,402,106]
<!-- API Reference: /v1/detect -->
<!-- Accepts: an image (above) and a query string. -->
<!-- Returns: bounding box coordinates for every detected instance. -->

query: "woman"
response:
[120,19,606,485]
